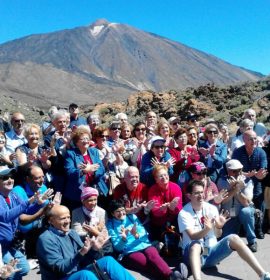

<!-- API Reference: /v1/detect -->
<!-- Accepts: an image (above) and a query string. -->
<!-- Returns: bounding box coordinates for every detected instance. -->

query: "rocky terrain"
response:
[0,19,263,108]
[1,76,269,132]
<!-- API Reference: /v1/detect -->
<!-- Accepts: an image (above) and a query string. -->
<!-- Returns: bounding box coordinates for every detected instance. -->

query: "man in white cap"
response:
[217,159,257,252]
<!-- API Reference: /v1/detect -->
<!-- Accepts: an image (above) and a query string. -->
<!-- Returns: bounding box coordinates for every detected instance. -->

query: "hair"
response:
[152,164,168,179]
[92,126,109,141]
[239,118,254,129]
[23,123,41,139]
[124,166,139,179]
[51,109,68,122]
[48,106,58,118]
[25,164,42,178]
[243,108,256,118]
[133,121,146,137]
[71,125,91,144]
[121,123,133,138]
[11,112,25,123]
[115,112,127,121]
[146,111,156,118]
[203,123,219,139]
[87,113,100,123]
[109,121,121,130]
[0,130,6,139]
[108,199,125,217]
[174,127,187,140]
[156,118,171,136]
[186,179,204,194]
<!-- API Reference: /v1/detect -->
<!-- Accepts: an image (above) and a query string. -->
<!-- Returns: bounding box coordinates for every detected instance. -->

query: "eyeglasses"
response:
[0,175,14,181]
[114,208,126,214]
[135,128,146,132]
[207,130,218,135]
[14,119,25,123]
[193,170,207,176]
[111,127,121,131]
[79,137,90,141]
[153,145,165,149]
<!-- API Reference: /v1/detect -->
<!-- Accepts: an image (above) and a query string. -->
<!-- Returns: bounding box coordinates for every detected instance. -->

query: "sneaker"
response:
[256,231,265,239]
[261,272,270,280]
[247,242,257,253]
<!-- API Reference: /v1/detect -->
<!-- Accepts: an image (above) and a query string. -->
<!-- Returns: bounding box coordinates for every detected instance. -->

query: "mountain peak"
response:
[89,19,111,36]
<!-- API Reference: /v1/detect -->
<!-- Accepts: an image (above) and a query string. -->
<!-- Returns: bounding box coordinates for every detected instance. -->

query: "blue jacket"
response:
[140,150,173,187]
[198,139,227,182]
[64,147,107,201]
[0,192,29,247]
[37,227,85,280]
[107,214,151,255]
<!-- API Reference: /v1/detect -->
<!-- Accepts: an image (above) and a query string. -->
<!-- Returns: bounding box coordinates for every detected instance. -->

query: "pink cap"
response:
[80,187,99,201]
[190,162,206,173]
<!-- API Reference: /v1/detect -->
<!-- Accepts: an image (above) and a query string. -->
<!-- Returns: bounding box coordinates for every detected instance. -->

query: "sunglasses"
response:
[111,127,121,131]
[0,175,14,181]
[135,128,146,132]
[207,130,218,135]
[153,145,165,149]
[193,170,207,176]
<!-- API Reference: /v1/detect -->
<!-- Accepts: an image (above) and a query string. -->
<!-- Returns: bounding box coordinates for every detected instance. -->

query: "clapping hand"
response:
[215,209,230,229]
[168,197,180,211]
[0,259,21,279]
[214,189,229,204]
[120,225,129,241]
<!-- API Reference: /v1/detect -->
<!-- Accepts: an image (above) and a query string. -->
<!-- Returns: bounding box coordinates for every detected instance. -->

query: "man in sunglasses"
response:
[217,159,257,252]
[5,112,27,152]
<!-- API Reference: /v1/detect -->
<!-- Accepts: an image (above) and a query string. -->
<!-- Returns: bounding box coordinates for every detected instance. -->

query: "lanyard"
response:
[193,207,204,229]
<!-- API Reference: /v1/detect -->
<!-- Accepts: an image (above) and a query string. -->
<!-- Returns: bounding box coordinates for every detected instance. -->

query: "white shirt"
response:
[5,129,27,152]
[178,201,219,250]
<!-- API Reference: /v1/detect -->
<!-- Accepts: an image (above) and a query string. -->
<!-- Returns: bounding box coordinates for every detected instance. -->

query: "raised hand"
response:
[214,189,228,204]
[215,209,230,228]
[130,222,139,238]
[119,225,128,241]
[0,258,21,279]
[52,192,62,205]
[168,197,180,211]
[255,168,268,180]
[79,236,92,256]
[151,157,161,166]
[165,157,176,168]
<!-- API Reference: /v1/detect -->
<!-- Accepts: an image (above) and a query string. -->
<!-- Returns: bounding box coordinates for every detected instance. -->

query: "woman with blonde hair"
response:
[156,118,175,148]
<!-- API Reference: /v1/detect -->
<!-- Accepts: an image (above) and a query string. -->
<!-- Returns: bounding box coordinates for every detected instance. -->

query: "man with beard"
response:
[113,166,156,222]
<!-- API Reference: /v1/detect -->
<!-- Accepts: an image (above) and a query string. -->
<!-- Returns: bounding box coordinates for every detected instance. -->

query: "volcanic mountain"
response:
[0,19,263,108]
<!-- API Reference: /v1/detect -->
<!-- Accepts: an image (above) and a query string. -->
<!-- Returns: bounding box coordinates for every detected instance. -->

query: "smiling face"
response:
[53,116,67,134]
[134,124,146,140]
[75,133,90,152]
[26,166,44,192]
[243,130,257,151]
[11,113,25,134]
[151,140,165,158]
[188,184,205,209]
[121,126,131,140]
[112,207,126,221]
[0,133,6,149]
[176,132,188,148]
[125,167,140,191]
[154,168,169,188]
[27,127,40,144]
[49,205,71,233]
[0,173,15,196]
[82,196,98,211]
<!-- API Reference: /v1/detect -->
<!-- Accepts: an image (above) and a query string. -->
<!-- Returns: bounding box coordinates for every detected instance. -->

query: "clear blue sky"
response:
[0,0,269,75]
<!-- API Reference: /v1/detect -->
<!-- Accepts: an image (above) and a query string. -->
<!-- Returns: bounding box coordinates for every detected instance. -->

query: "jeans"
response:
[183,234,234,268]
[2,247,30,280]
[222,206,256,244]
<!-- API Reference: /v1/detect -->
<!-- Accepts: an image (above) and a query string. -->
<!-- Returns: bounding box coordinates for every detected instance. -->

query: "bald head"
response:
[243,130,257,151]
[48,205,71,233]
[124,166,140,191]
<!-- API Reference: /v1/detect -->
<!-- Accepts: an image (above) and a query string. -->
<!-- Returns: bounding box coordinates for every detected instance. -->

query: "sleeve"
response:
[36,233,83,275]
[178,209,193,233]
[107,220,127,252]
[212,143,227,169]
[140,152,154,186]
[64,150,82,180]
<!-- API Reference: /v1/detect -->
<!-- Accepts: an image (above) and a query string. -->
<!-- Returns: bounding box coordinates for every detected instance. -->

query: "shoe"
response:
[260,272,270,280]
[247,242,257,253]
[170,270,182,280]
[179,262,188,279]
[256,231,265,239]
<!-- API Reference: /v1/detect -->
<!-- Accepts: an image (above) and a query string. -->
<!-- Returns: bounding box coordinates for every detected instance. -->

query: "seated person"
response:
[148,165,182,241]
[36,204,135,280]
[113,166,155,222]
[140,136,175,187]
[178,179,270,280]
[107,200,185,280]
[217,159,257,252]
[72,187,112,255]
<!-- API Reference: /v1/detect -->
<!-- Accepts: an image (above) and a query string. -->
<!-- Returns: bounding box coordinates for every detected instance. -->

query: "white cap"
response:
[226,159,243,170]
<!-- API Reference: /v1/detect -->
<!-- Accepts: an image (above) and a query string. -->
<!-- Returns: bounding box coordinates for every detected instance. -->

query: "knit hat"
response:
[189,162,207,173]
[80,187,99,201]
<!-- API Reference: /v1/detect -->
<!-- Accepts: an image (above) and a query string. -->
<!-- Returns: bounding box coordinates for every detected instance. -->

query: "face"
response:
[27,127,40,143]
[50,207,71,233]
[27,167,44,191]
[112,207,126,220]
[191,169,207,182]
[188,129,197,143]
[0,134,6,148]
[109,126,121,139]
[82,196,98,211]
[146,113,157,126]
[243,131,257,150]
[227,168,242,179]
[69,106,79,117]
[76,133,90,150]
[171,120,180,132]
[134,125,146,139]
[151,141,165,158]
[154,169,169,187]
[0,175,14,194]
[11,113,25,133]
[89,117,100,130]
[206,128,219,141]
[245,110,256,122]
[188,118,199,127]
[125,168,139,191]
[160,124,170,137]
[96,131,109,147]
[176,133,188,147]
[121,126,131,140]
[54,116,67,133]
[189,185,204,205]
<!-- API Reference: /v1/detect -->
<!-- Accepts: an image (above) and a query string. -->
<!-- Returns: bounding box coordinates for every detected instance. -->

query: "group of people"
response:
[0,103,270,280]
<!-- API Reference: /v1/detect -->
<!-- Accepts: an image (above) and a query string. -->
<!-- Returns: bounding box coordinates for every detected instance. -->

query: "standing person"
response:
[86,113,100,134]
[145,111,158,137]
[107,200,185,280]
[243,108,267,137]
[232,130,268,239]
[0,131,15,172]
[5,112,27,152]
[157,118,175,148]
[178,179,270,280]
[37,205,135,280]
[69,103,87,129]
[168,117,181,134]
[187,126,199,147]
